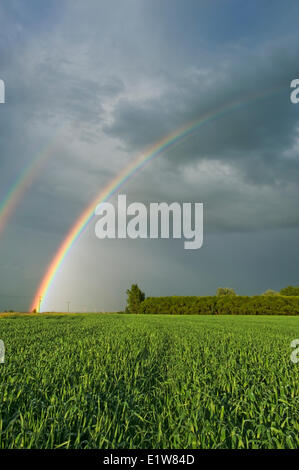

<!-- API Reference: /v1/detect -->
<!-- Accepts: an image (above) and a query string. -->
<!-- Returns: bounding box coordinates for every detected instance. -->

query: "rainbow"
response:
[0,133,67,235]
[31,86,286,312]
[0,158,46,235]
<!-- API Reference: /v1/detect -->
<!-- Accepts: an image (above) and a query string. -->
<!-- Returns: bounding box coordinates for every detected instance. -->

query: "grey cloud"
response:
[103,44,299,180]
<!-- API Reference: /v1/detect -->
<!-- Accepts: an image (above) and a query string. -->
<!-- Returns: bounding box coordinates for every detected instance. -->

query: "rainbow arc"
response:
[30,86,286,312]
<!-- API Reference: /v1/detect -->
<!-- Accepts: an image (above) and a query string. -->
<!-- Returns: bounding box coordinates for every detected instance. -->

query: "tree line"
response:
[125,284,299,315]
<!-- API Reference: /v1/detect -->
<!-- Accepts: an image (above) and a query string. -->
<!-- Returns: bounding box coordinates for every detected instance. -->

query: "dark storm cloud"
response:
[98,35,299,237]
[104,42,299,186]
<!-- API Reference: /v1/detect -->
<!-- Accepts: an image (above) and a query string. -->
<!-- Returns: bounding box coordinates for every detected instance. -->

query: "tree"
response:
[216,287,236,296]
[280,285,299,296]
[126,284,145,314]
[262,289,279,296]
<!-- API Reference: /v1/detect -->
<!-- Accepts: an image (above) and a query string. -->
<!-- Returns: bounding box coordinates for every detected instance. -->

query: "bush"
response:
[140,295,299,316]
[262,289,279,296]
[216,287,237,296]
[280,285,299,296]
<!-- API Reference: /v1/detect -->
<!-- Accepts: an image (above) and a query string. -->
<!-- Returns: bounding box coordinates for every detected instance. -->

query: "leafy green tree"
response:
[216,287,236,296]
[280,285,299,296]
[126,284,145,314]
[262,289,279,296]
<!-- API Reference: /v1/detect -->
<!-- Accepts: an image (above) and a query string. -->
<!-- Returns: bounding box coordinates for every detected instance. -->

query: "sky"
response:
[0,0,299,312]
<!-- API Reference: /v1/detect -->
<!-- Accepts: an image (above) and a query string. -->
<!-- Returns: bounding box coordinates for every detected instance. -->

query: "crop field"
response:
[0,313,298,449]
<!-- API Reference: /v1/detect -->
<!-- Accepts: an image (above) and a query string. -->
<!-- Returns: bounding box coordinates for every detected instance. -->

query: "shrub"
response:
[216,287,237,296]
[262,289,279,296]
[140,295,299,316]
[280,285,299,296]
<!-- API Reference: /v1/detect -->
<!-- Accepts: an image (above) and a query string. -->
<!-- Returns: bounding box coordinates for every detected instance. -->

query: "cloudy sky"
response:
[0,0,299,312]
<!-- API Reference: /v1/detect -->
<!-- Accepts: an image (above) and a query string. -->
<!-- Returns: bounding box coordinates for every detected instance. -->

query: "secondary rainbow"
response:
[0,132,67,235]
[31,86,287,312]
[0,152,54,234]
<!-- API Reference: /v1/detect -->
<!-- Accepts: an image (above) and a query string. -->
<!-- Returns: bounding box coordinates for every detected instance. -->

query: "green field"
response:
[0,314,298,449]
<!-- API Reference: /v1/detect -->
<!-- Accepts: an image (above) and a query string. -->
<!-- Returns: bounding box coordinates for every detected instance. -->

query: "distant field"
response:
[0,314,298,449]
